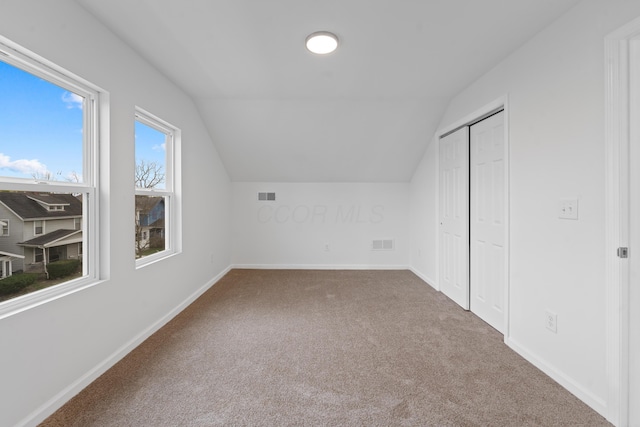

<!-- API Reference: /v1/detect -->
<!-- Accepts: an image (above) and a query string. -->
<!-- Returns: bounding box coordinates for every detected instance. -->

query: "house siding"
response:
[22,218,78,241]
[67,243,81,260]
[0,207,25,272]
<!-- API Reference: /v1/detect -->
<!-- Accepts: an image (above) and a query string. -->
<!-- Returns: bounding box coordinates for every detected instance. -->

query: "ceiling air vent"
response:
[258,192,276,201]
[372,239,394,251]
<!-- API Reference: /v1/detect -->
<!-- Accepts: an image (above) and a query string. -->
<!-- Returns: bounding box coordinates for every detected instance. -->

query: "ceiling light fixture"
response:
[305,31,339,55]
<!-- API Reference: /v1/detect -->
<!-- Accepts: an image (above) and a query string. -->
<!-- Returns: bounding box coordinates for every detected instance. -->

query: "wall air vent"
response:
[258,192,276,201]
[372,239,394,251]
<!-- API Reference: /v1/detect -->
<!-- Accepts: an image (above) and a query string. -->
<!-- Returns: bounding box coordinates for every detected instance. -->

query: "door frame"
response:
[605,16,640,427]
[436,96,510,339]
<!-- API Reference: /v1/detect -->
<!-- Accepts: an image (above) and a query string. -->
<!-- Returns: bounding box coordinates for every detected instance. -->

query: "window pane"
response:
[0,190,85,303]
[34,220,43,235]
[35,248,43,263]
[0,60,84,182]
[135,120,166,190]
[134,109,177,267]
[135,195,166,259]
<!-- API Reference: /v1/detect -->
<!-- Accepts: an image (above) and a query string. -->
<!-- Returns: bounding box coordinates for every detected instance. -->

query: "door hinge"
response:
[617,247,629,258]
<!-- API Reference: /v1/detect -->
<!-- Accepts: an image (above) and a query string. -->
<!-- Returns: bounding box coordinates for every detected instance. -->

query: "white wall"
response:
[0,1,231,426]
[232,183,409,268]
[409,138,438,286]
[409,0,640,419]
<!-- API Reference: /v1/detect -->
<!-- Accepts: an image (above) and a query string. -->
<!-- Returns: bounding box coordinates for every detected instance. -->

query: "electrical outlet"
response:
[559,198,578,220]
[545,310,557,333]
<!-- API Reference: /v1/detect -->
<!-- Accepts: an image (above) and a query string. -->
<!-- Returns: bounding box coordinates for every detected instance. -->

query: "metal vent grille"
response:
[258,192,276,201]
[372,239,394,251]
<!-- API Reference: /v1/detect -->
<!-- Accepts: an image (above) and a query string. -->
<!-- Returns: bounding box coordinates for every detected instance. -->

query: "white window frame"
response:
[134,107,181,268]
[0,219,9,237]
[0,36,103,320]
[33,220,44,236]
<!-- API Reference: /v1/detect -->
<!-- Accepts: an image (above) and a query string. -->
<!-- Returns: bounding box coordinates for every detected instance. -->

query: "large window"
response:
[134,108,180,266]
[0,38,101,310]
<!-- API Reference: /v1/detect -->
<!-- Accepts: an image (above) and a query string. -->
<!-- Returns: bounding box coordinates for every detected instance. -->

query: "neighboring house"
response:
[0,192,83,274]
[135,196,165,254]
[1,219,25,278]
[0,250,24,279]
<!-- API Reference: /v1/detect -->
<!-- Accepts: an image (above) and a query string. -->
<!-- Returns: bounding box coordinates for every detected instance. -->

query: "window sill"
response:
[0,276,105,320]
[135,249,181,270]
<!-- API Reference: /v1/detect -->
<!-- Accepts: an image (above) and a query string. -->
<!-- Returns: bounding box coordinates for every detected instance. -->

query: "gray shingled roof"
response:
[149,218,164,228]
[0,192,82,219]
[27,193,72,206]
[18,229,81,247]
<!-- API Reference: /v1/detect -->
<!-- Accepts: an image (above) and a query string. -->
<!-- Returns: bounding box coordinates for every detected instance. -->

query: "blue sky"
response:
[0,59,165,184]
[135,120,167,189]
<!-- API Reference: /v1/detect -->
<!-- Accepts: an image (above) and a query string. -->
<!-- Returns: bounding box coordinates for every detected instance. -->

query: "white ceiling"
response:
[75,0,581,182]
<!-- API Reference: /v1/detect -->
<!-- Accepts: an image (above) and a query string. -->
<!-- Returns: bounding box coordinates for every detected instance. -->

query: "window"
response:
[0,220,8,236]
[0,37,101,310]
[134,108,180,265]
[35,248,44,263]
[48,246,66,263]
[74,217,81,230]
[34,220,44,235]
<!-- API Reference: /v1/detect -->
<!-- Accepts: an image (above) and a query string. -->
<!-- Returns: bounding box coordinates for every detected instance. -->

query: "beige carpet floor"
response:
[41,269,610,426]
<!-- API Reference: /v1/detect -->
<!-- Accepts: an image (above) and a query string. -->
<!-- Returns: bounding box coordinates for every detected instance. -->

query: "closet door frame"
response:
[435,96,510,339]
[605,16,640,426]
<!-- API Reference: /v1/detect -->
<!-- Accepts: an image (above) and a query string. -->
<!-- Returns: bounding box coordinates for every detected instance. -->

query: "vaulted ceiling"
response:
[75,0,581,182]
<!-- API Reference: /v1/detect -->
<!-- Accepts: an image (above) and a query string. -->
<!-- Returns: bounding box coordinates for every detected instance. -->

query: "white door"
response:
[606,21,640,425]
[630,125,640,427]
[439,127,470,309]
[470,111,505,332]
[628,37,640,427]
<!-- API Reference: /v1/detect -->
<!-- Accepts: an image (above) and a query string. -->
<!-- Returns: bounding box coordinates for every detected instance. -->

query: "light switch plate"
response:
[559,198,579,220]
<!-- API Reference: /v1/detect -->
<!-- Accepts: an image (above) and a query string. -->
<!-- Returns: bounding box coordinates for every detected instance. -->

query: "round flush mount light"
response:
[305,31,339,55]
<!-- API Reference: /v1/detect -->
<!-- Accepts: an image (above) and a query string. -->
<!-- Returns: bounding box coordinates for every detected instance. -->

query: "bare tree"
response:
[31,170,57,181]
[135,160,165,189]
[66,171,81,183]
[135,160,165,257]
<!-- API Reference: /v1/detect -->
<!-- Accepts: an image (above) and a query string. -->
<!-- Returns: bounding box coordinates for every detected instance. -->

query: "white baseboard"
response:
[231,264,410,270]
[505,336,607,418]
[19,265,232,427]
[409,267,438,290]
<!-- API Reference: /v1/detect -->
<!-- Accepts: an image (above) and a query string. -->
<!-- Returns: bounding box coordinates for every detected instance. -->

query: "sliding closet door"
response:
[469,111,505,332]
[439,127,470,309]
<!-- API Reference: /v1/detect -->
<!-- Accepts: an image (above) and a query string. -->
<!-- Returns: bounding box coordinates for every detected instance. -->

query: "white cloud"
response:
[0,152,50,176]
[152,143,166,152]
[62,91,83,109]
